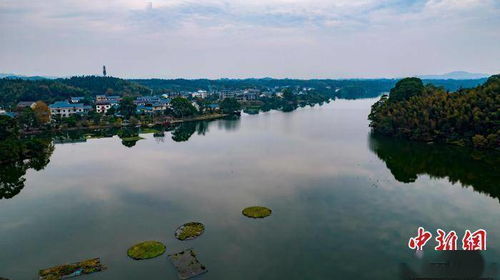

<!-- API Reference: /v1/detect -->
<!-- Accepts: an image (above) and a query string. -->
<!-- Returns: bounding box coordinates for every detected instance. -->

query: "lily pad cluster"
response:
[127,241,166,260]
[175,222,205,241]
[39,258,106,280]
[242,206,272,218]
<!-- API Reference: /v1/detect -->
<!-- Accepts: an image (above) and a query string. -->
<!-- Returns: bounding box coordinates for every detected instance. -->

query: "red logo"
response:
[408,228,487,251]
[434,229,458,251]
[462,229,487,251]
[408,227,432,250]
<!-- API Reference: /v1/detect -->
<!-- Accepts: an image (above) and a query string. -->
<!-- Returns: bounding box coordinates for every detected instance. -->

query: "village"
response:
[0,86,320,121]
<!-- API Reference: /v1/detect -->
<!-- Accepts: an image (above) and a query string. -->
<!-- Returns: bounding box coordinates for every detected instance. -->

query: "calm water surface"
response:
[1,99,499,279]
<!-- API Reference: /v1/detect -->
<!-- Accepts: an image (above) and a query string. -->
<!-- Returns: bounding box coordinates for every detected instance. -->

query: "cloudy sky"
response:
[0,0,498,78]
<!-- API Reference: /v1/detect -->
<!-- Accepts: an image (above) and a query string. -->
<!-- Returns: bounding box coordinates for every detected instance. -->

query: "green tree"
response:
[106,106,117,116]
[219,98,241,114]
[388,77,424,102]
[170,97,198,118]
[17,108,38,129]
[282,88,296,103]
[119,97,137,119]
[0,115,18,140]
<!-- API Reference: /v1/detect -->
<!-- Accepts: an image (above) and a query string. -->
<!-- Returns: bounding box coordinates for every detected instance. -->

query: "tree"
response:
[282,88,297,103]
[119,97,137,119]
[219,98,241,114]
[369,74,500,149]
[106,106,117,116]
[33,101,50,124]
[0,115,18,140]
[16,108,37,129]
[170,97,198,118]
[389,77,424,102]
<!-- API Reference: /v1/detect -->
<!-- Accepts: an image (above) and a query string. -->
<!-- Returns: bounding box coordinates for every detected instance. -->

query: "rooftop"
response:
[49,101,84,109]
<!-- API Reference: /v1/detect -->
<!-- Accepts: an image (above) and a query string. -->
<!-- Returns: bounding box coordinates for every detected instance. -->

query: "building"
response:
[191,90,208,99]
[70,97,85,103]
[0,108,15,118]
[95,101,114,114]
[95,95,121,114]
[96,95,107,102]
[136,105,153,114]
[219,90,236,100]
[16,101,37,110]
[49,101,88,118]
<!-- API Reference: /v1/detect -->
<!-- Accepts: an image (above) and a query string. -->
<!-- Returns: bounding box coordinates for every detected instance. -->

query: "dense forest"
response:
[369,75,499,149]
[0,76,149,107]
[0,75,487,108]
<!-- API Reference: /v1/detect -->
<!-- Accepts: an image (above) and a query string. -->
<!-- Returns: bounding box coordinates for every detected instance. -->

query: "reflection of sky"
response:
[0,99,499,279]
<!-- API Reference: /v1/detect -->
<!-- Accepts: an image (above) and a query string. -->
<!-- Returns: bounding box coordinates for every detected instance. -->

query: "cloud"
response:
[0,0,498,78]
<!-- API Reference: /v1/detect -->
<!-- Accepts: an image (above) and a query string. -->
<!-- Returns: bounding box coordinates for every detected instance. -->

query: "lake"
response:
[1,98,499,279]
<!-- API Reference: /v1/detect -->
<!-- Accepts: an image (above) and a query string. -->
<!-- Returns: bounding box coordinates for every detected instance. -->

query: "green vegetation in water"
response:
[369,75,499,150]
[168,249,207,279]
[39,258,106,280]
[175,222,205,241]
[242,206,272,218]
[127,241,166,260]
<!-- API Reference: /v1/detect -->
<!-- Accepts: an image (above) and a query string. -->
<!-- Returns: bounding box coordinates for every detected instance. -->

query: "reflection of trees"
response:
[171,122,197,142]
[196,121,209,136]
[0,139,54,199]
[369,133,500,201]
[399,251,491,279]
[218,117,241,131]
[117,127,141,148]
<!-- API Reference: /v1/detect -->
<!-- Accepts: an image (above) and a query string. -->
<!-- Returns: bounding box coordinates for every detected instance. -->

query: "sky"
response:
[0,0,499,79]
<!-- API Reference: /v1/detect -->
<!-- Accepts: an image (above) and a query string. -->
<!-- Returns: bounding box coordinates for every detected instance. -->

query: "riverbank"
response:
[20,113,229,135]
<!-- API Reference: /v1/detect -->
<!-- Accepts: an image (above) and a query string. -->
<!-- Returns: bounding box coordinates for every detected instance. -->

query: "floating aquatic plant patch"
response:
[39,258,106,280]
[168,249,207,280]
[127,241,166,260]
[175,222,205,241]
[242,206,272,218]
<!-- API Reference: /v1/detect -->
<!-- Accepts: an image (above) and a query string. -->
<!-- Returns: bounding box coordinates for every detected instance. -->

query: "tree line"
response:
[369,75,499,149]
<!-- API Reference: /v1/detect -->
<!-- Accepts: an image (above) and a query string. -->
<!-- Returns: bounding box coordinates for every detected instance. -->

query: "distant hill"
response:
[0,73,58,80]
[0,76,150,107]
[419,71,489,80]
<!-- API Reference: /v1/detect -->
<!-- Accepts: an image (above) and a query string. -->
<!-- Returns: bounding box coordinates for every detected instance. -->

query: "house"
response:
[70,97,85,103]
[207,104,220,111]
[95,101,117,114]
[16,101,37,110]
[0,108,15,118]
[96,95,107,102]
[219,90,236,100]
[191,90,208,99]
[95,95,121,114]
[136,105,153,114]
[152,102,167,112]
[107,96,122,103]
[49,101,88,118]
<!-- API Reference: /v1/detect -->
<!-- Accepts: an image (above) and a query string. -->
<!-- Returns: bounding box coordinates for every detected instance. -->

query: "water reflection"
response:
[0,139,54,199]
[399,251,497,279]
[369,133,500,201]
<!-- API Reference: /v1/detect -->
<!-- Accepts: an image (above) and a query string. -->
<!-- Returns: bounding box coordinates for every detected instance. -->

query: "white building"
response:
[191,90,208,99]
[49,101,87,118]
[96,101,115,114]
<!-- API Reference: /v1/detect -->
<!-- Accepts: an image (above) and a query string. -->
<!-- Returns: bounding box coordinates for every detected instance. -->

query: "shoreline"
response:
[20,113,229,135]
